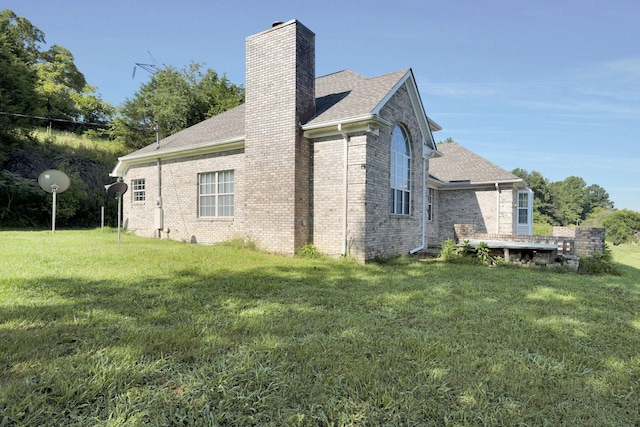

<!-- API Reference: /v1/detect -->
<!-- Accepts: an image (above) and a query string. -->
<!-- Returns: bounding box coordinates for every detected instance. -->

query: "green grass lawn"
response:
[1,230,639,426]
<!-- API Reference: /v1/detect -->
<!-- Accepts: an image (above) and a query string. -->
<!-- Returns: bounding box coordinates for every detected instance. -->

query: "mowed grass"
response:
[1,230,639,426]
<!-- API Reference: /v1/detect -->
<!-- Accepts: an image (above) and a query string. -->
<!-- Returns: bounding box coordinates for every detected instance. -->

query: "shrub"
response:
[298,243,319,258]
[439,239,459,261]
[476,241,490,265]
[578,244,620,275]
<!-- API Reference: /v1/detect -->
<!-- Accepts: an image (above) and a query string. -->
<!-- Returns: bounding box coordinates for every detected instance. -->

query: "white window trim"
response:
[198,170,234,218]
[517,188,534,235]
[131,178,146,202]
[390,125,412,216]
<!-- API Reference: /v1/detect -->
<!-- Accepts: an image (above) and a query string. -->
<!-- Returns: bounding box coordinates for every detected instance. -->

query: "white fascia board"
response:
[302,114,392,138]
[433,179,525,190]
[110,136,244,177]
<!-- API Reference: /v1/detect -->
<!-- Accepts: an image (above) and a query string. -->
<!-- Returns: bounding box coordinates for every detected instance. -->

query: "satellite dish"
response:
[105,182,128,199]
[38,169,70,234]
[38,169,70,193]
[105,182,128,243]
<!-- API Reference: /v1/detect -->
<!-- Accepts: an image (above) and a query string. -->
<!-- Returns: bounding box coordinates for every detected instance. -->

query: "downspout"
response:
[155,123,163,238]
[495,182,500,234]
[156,158,163,238]
[410,149,437,254]
[338,123,349,256]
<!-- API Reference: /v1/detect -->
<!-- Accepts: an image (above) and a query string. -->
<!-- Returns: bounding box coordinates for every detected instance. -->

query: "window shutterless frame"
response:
[390,125,411,215]
[198,171,234,217]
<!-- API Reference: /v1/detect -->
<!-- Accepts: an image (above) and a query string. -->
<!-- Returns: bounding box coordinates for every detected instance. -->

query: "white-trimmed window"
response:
[427,188,435,221]
[132,179,146,202]
[199,170,234,217]
[518,191,529,225]
[390,125,411,215]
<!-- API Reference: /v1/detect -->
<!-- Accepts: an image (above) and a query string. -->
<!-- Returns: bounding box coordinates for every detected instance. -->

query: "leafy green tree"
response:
[585,183,613,211]
[0,10,44,130]
[602,209,640,245]
[1,10,113,131]
[549,176,589,225]
[34,45,84,120]
[111,64,244,150]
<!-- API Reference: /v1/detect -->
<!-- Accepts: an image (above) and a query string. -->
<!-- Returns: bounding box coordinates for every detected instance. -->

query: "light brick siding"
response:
[312,135,346,257]
[123,150,245,244]
[428,185,517,245]
[118,21,435,263]
[311,86,426,261]
[244,20,314,255]
[364,85,423,259]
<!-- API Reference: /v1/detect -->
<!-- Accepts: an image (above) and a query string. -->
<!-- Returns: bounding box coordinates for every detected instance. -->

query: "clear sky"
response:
[5,0,640,212]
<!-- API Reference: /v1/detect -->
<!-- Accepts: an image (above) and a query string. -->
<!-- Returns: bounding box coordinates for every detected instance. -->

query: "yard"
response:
[1,230,639,426]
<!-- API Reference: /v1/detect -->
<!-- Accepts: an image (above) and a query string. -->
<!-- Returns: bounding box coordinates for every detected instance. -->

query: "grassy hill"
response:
[0,128,127,228]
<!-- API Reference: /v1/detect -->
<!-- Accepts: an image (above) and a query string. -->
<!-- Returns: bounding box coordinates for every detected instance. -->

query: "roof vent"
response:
[272,21,284,27]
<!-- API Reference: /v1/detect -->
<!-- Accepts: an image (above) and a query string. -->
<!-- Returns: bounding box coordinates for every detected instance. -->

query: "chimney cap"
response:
[272,21,284,27]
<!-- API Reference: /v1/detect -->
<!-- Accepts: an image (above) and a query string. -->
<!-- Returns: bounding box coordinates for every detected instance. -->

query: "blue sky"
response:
[6,0,640,212]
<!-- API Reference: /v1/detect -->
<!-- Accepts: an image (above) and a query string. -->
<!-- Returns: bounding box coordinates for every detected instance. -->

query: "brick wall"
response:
[553,226,606,256]
[451,225,605,256]
[244,21,315,254]
[428,185,517,245]
[312,135,346,257]
[364,85,423,260]
[123,149,245,244]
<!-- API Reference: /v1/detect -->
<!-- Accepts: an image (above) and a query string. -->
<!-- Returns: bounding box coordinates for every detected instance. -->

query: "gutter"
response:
[110,136,244,178]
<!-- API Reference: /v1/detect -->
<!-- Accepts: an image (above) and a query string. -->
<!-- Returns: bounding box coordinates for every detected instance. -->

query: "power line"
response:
[0,111,109,127]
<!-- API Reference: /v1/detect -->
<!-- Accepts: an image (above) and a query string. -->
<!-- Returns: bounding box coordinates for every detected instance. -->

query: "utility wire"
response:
[0,111,109,127]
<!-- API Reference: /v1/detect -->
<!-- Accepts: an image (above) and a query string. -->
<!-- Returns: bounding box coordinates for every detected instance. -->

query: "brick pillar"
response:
[244,20,315,254]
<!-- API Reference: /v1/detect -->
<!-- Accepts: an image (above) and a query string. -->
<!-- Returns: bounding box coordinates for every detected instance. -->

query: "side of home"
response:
[111,20,442,262]
[426,142,533,246]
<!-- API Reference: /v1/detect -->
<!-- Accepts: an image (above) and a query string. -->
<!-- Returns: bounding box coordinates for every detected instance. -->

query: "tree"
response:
[585,183,613,211]
[549,176,588,225]
[602,209,640,245]
[111,64,244,150]
[0,10,44,130]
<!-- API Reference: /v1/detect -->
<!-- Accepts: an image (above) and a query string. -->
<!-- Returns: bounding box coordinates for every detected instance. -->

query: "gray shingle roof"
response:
[128,103,246,157]
[308,69,409,126]
[121,69,409,159]
[429,142,522,184]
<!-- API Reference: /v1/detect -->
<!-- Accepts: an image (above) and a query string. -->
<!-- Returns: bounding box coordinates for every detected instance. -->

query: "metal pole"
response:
[101,206,104,232]
[51,185,58,234]
[117,192,122,243]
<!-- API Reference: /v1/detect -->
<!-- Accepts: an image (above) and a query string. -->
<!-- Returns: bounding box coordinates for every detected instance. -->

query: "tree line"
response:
[0,9,243,228]
[511,169,638,244]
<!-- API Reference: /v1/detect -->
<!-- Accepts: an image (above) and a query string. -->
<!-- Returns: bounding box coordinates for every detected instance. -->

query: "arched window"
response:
[390,125,411,215]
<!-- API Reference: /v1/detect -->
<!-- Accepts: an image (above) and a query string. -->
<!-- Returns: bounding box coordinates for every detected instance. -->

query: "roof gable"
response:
[304,69,440,149]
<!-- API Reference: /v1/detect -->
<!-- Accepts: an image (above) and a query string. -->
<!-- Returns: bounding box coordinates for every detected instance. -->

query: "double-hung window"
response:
[199,170,234,217]
[390,125,411,215]
[132,179,146,202]
[518,191,529,225]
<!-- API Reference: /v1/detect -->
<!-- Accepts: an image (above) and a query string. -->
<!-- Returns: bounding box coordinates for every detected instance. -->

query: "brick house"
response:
[111,19,444,262]
[426,141,534,246]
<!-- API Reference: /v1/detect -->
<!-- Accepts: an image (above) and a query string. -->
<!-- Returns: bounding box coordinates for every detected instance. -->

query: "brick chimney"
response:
[244,20,315,254]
